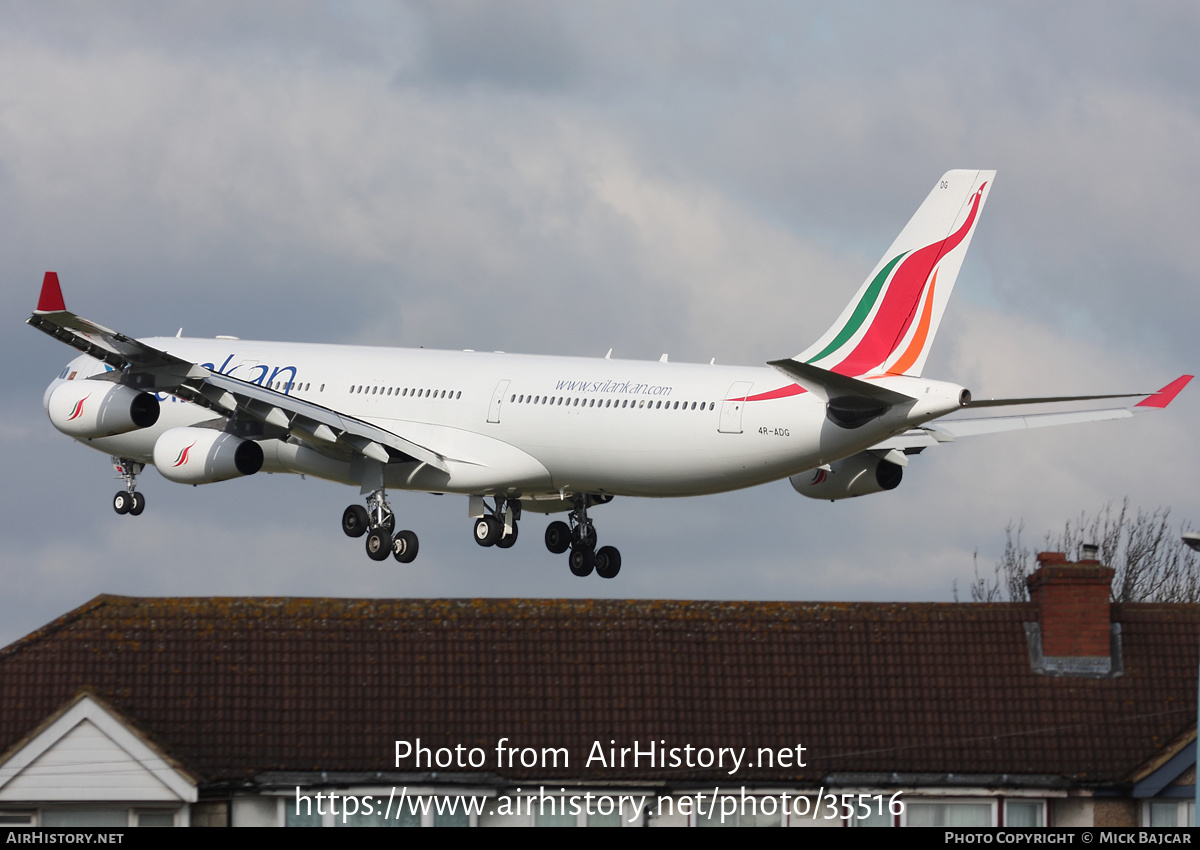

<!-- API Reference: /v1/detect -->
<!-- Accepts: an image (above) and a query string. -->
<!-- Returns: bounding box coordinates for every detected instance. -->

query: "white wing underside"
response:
[872,407,1137,452]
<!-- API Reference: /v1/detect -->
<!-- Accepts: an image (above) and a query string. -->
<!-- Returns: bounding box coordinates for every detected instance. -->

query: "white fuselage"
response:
[46,337,966,505]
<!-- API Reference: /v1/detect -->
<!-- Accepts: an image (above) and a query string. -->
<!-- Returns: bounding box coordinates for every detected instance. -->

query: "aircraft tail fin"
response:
[798,169,995,378]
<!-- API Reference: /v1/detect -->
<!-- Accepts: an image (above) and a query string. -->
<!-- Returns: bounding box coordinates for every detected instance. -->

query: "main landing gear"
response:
[342,488,419,564]
[545,495,621,579]
[111,457,146,516]
[472,497,520,550]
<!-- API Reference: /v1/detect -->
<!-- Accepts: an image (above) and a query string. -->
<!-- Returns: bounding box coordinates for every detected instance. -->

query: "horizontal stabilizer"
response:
[767,358,914,405]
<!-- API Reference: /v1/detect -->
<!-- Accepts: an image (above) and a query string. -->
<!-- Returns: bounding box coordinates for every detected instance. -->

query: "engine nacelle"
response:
[47,379,160,439]
[153,427,264,484]
[790,452,903,500]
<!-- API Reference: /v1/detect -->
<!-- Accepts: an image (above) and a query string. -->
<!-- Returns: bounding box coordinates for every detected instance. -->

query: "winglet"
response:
[1135,375,1192,409]
[36,272,66,313]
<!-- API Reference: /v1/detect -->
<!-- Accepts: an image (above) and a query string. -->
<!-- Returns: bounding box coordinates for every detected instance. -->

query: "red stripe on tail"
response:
[832,185,985,377]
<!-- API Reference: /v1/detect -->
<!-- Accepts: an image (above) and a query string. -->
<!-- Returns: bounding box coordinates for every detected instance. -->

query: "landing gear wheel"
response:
[545,521,571,554]
[569,545,595,577]
[342,505,369,538]
[474,516,501,547]
[392,530,419,564]
[496,522,519,549]
[366,528,392,561]
[113,492,132,515]
[129,492,146,516]
[595,546,622,579]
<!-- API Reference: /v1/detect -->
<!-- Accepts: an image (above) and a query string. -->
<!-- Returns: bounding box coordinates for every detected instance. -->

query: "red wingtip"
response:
[36,271,66,313]
[1135,375,1193,409]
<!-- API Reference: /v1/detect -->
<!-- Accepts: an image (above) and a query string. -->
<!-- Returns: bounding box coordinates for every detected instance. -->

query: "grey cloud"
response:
[404,0,583,91]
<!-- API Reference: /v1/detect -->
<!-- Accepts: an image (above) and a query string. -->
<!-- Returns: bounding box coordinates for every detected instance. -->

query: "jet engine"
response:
[153,427,264,484]
[790,451,903,501]
[46,379,160,439]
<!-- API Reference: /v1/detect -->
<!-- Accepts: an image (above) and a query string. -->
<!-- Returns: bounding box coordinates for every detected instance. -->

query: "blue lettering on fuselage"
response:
[160,353,300,402]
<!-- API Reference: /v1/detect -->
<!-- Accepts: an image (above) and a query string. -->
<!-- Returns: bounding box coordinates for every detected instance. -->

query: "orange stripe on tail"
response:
[886,268,937,376]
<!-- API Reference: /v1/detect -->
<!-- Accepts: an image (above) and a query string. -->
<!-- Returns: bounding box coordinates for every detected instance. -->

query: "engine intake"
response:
[47,380,160,439]
[153,427,264,485]
[791,452,903,501]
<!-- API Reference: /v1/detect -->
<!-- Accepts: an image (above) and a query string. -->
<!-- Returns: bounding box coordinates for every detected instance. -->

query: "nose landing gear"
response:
[111,457,145,516]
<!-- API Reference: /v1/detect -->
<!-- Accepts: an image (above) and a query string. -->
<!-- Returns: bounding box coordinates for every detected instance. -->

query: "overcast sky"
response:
[2,1,1197,647]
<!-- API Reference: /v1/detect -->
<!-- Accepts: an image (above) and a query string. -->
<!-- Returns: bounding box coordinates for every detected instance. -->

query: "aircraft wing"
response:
[871,376,1192,452]
[26,272,450,471]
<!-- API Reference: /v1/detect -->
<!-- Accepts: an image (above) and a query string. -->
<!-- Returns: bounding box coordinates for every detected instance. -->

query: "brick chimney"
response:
[1025,551,1119,677]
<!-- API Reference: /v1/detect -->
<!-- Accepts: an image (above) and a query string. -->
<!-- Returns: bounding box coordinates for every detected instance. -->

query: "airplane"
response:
[28,170,1191,580]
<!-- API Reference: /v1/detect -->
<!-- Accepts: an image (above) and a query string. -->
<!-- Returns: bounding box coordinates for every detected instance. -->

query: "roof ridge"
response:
[0,594,119,659]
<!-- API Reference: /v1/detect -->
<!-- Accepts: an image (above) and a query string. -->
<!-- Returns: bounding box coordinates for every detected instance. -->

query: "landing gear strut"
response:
[111,457,145,517]
[473,497,520,549]
[342,487,418,564]
[547,495,621,579]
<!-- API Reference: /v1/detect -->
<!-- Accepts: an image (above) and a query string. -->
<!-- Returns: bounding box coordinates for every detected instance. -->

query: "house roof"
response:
[0,691,198,803]
[0,595,1195,787]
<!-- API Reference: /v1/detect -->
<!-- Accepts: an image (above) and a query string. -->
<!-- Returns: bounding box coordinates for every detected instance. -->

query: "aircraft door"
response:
[487,379,510,423]
[719,381,753,434]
